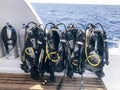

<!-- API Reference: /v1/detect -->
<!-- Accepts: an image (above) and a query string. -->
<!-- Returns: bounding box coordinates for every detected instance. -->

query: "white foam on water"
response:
[107,39,120,55]
[109,47,120,55]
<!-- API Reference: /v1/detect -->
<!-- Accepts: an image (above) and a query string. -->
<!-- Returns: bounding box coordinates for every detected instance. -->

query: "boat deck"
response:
[0,73,106,90]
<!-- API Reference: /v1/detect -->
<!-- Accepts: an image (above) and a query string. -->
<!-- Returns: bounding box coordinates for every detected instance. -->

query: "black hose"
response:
[77,23,85,30]
[95,23,105,32]
[56,23,67,33]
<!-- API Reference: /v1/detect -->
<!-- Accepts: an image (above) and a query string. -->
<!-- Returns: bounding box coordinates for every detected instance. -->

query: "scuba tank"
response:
[20,22,39,75]
[1,23,19,59]
[66,23,85,78]
[0,30,5,57]
[44,23,69,90]
[44,23,67,82]
[19,24,26,53]
[84,23,109,78]
[20,22,45,80]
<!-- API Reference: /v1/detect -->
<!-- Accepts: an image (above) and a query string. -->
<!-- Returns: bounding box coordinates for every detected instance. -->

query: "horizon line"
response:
[27,0,120,5]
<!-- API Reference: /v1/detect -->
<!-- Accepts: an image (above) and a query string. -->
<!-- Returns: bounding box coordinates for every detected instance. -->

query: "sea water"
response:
[32,3,120,50]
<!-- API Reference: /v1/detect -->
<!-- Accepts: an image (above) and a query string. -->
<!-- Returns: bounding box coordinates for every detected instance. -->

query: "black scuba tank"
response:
[84,23,109,78]
[44,23,67,82]
[20,22,46,80]
[20,22,37,73]
[1,23,19,59]
[66,23,85,78]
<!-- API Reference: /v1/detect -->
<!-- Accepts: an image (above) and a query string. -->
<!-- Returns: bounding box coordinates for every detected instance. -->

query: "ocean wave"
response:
[32,3,120,49]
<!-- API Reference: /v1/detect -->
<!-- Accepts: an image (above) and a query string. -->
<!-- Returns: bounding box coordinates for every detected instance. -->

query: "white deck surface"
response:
[102,50,120,90]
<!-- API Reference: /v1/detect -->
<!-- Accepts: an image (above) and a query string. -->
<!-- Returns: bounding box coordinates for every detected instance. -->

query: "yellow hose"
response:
[25,47,34,56]
[85,30,101,67]
[45,43,60,63]
[72,60,78,66]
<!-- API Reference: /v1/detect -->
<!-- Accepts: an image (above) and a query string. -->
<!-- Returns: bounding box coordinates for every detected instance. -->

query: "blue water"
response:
[32,3,120,48]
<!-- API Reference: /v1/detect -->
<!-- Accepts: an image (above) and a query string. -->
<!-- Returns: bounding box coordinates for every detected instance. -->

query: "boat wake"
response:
[108,40,120,55]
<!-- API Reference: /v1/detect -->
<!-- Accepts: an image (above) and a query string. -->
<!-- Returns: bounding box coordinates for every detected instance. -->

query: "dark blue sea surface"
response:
[32,3,120,48]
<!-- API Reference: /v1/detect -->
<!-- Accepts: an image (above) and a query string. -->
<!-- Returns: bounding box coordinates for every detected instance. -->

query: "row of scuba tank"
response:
[0,22,109,90]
